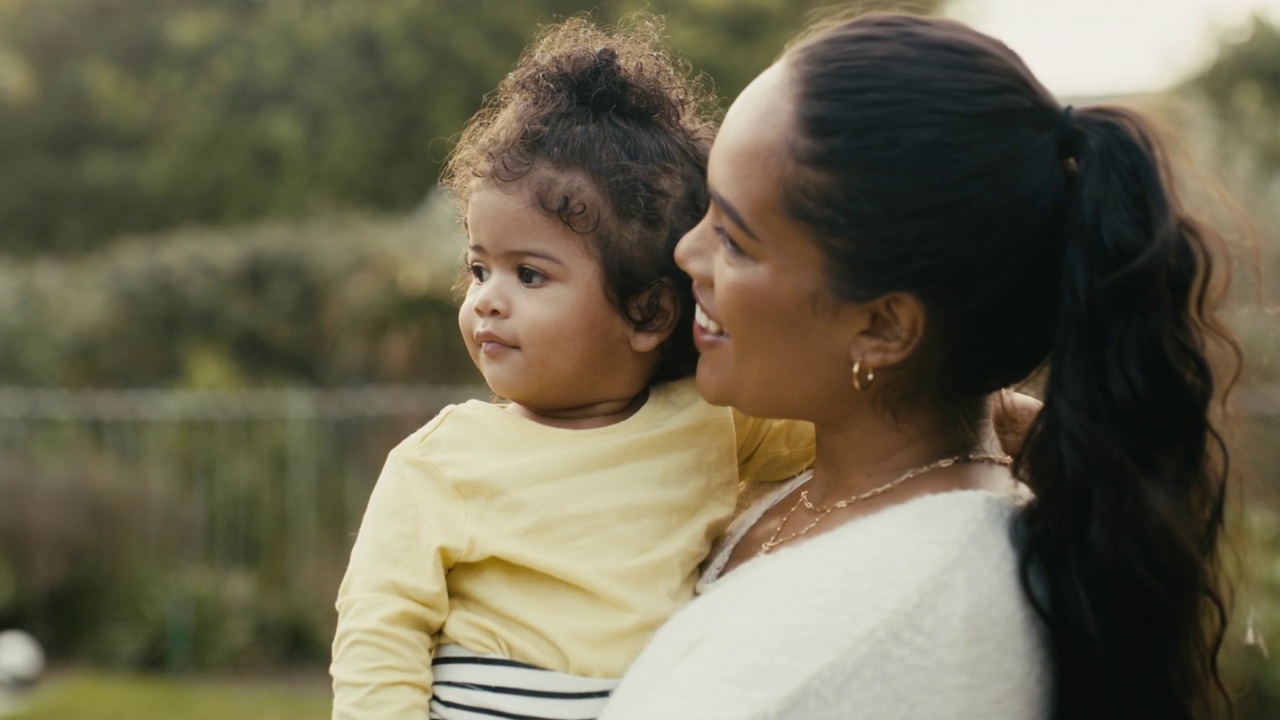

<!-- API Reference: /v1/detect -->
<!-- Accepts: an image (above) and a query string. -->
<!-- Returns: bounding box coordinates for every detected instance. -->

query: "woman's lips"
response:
[692,301,729,350]
[694,303,726,336]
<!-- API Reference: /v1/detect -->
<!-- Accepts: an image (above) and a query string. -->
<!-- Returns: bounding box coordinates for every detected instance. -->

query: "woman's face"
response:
[675,61,867,423]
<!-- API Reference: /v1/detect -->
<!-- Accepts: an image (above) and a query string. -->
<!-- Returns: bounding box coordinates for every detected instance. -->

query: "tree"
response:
[0,0,943,255]
[1193,15,1280,171]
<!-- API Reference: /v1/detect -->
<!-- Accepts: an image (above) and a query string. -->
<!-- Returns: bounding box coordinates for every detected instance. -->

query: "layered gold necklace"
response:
[757,452,1013,557]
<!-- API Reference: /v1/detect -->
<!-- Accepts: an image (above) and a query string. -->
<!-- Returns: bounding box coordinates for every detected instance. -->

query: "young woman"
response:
[601,12,1236,720]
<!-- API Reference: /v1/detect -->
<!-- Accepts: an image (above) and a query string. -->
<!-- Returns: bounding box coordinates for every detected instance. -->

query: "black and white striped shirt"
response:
[430,644,620,720]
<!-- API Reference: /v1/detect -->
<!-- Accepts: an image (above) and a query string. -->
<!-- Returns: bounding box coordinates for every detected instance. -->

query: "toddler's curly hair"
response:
[442,15,717,383]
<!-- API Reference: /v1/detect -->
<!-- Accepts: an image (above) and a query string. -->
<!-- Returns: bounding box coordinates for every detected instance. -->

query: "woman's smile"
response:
[692,301,728,350]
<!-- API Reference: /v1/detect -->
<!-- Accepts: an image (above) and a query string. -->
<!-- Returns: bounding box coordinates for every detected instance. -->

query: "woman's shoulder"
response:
[847,486,1026,563]
[783,491,1047,716]
[736,489,1026,606]
[698,491,1033,635]
[829,489,1034,627]
[603,491,1047,720]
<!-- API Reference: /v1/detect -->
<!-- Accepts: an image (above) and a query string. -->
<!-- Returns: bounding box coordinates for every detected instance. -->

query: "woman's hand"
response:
[992,390,1042,458]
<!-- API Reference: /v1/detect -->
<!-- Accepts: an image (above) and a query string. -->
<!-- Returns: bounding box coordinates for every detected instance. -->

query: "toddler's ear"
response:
[628,281,679,353]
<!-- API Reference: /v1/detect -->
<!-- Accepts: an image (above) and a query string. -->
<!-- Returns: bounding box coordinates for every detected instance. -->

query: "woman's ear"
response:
[848,291,926,369]
[628,281,679,353]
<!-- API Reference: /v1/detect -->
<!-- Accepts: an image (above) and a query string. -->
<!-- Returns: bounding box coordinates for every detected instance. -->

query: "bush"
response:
[0,197,475,389]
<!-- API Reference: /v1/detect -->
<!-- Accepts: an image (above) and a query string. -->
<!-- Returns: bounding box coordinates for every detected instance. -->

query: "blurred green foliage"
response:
[0,0,941,256]
[0,0,942,389]
[1196,16,1280,173]
[0,207,473,387]
[0,1,1275,717]
[1184,17,1280,389]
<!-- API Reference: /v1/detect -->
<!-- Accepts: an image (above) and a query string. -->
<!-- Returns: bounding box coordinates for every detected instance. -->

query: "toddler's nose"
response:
[472,280,509,317]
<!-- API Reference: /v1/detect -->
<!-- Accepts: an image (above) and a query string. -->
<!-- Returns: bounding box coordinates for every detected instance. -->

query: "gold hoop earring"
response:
[852,360,874,391]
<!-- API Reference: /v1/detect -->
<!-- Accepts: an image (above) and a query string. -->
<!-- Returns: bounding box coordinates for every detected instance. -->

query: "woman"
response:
[600,12,1235,720]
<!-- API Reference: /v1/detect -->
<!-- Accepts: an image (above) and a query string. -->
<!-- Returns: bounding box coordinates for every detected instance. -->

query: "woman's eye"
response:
[470,264,489,282]
[714,226,745,256]
[518,266,547,286]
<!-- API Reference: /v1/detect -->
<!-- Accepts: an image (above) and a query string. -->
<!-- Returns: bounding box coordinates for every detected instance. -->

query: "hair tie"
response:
[1056,105,1083,174]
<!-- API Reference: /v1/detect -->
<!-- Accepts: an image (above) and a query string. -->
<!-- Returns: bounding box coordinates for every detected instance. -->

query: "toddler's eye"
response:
[470,264,490,282]
[518,266,547,286]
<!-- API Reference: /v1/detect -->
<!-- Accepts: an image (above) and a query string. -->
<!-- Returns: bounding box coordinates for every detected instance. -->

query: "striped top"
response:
[430,645,619,720]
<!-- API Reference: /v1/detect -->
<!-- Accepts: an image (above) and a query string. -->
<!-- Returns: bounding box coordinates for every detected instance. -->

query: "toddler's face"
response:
[458,183,644,413]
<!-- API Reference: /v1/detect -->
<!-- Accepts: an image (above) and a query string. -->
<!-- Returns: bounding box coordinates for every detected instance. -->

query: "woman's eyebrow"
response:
[709,188,760,241]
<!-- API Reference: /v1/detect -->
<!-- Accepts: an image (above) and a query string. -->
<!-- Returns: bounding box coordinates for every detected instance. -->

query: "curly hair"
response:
[442,16,717,384]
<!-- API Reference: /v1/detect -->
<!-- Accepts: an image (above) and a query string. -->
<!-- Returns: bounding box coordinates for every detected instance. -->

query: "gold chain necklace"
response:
[756,452,1013,557]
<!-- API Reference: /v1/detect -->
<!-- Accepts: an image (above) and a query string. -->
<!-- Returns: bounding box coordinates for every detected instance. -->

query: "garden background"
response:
[0,0,1277,717]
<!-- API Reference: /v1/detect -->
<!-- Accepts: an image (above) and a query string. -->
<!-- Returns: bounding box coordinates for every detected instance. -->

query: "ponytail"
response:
[778,15,1238,715]
[1017,106,1235,719]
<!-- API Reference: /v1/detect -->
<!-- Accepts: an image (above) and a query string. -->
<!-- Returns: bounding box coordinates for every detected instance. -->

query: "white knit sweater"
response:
[599,489,1049,720]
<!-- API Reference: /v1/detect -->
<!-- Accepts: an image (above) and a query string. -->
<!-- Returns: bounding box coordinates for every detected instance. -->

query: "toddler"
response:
[330,18,813,720]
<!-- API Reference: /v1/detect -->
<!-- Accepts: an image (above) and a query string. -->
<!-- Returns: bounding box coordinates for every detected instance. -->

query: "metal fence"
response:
[0,385,484,668]
[0,383,1276,669]
[0,384,486,567]
[3,382,1277,549]
[3,382,1277,572]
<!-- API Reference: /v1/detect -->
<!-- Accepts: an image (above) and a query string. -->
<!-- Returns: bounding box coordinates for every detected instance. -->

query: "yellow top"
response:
[330,378,814,720]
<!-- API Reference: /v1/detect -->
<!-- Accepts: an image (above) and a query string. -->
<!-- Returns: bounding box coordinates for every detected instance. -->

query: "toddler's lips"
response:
[475,330,515,354]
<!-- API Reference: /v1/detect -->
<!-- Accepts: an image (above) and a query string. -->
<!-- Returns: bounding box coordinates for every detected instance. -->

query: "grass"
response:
[10,669,331,720]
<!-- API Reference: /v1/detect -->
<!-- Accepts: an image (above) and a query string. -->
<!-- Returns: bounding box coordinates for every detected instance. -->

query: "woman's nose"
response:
[675,216,711,282]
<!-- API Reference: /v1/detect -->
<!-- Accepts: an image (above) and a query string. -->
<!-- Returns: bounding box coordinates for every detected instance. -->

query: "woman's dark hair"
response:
[783,13,1237,719]
[441,16,715,384]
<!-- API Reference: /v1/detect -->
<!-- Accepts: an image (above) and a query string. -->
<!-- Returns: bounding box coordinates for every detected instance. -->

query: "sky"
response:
[944,0,1280,98]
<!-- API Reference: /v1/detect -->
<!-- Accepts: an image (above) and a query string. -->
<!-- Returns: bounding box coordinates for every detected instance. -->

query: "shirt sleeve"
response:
[732,411,815,485]
[331,444,469,720]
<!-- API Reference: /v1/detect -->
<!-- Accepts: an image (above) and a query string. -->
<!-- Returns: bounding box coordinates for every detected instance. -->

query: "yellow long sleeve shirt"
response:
[330,379,813,719]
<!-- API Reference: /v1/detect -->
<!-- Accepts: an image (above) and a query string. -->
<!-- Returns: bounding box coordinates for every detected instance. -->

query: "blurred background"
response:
[0,0,1275,717]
